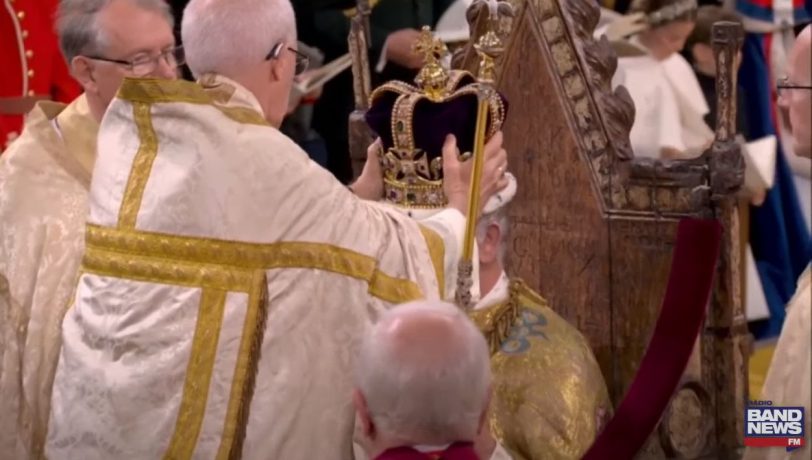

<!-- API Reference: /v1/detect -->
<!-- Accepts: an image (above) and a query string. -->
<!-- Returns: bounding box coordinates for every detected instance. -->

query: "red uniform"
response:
[1,0,81,150]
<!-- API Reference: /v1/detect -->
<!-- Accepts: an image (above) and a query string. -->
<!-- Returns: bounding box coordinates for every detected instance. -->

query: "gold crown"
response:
[367,26,507,210]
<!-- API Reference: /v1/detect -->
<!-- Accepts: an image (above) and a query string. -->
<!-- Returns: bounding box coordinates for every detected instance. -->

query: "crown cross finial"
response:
[413,26,450,101]
[413,26,446,62]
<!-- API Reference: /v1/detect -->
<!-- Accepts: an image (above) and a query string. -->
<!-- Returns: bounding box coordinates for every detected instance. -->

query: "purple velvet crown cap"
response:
[365,74,509,161]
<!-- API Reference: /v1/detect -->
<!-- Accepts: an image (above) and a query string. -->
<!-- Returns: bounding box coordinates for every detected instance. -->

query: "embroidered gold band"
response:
[468,280,544,355]
[117,102,157,229]
[116,78,267,127]
[419,225,445,297]
[84,224,424,304]
[218,271,267,460]
[165,288,228,459]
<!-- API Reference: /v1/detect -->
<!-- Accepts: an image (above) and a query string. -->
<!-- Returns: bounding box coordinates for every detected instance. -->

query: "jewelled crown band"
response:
[365,26,507,209]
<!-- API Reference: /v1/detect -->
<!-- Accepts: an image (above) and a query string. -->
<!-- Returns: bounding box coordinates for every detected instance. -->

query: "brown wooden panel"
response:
[500,4,614,390]
[607,218,676,401]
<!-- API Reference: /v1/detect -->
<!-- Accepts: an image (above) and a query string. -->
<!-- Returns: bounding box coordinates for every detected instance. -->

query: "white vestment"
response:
[0,95,96,459]
[612,49,713,158]
[45,75,472,460]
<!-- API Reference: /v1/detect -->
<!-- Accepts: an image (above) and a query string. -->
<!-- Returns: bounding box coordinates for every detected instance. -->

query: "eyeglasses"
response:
[84,46,185,77]
[777,76,812,98]
[266,43,309,75]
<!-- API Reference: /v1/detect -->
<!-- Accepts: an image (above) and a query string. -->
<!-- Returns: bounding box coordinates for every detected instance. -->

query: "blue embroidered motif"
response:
[500,308,548,355]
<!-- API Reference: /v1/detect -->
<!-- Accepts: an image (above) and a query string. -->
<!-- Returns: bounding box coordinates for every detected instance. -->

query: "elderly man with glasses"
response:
[0,1,179,458]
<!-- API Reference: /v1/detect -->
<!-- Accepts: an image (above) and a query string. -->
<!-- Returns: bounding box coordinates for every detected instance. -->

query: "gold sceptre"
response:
[454,1,505,310]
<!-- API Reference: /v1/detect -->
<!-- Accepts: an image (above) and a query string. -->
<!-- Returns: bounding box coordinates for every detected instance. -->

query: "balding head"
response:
[182,0,299,127]
[779,25,811,157]
[354,301,491,451]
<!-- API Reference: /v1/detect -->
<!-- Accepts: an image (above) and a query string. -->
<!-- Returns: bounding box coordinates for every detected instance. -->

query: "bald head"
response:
[378,304,472,365]
[780,25,811,157]
[354,301,491,447]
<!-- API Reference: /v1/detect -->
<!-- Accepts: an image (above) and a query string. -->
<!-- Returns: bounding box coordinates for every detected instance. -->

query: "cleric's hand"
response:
[443,131,509,217]
[349,139,385,200]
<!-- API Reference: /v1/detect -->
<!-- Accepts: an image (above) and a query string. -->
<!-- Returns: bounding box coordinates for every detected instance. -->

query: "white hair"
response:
[476,208,509,264]
[182,0,297,78]
[57,0,173,62]
[355,301,491,444]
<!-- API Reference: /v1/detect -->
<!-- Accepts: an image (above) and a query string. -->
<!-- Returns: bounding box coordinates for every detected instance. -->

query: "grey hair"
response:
[476,208,509,264]
[355,301,491,444]
[182,0,297,79]
[56,0,174,63]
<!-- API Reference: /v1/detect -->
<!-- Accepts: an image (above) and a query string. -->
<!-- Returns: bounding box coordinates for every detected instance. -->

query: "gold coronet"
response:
[370,27,507,210]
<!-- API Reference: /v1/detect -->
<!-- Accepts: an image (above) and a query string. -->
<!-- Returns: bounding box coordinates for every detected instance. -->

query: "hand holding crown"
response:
[442,131,509,217]
[364,26,509,218]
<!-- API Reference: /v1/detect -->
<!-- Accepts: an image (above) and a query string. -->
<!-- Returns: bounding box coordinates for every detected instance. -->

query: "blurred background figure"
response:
[610,0,711,160]
[294,0,455,183]
[734,0,811,339]
[683,5,749,137]
[1,0,81,150]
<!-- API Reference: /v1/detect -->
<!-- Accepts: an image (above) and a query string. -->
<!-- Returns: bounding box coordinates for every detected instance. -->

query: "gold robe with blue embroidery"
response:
[470,275,612,460]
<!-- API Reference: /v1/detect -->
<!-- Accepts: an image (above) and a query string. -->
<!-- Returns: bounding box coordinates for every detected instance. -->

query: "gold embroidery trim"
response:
[82,245,256,292]
[81,241,268,459]
[469,280,523,355]
[419,225,445,297]
[165,288,228,460]
[85,224,424,303]
[118,77,211,103]
[217,271,268,460]
[117,102,158,229]
[116,77,267,126]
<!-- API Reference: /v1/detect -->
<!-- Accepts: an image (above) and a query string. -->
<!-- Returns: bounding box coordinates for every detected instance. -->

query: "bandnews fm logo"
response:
[745,401,806,451]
